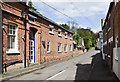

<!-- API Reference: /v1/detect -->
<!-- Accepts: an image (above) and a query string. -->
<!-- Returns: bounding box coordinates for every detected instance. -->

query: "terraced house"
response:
[1,1,77,72]
[102,1,120,79]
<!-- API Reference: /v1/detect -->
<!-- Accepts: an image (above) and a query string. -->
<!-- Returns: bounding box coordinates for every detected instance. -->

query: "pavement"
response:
[1,48,119,81]
[1,50,86,81]
[88,52,119,81]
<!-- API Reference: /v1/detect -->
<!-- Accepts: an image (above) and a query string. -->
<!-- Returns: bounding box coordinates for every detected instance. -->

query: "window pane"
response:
[7,24,17,49]
[60,44,61,51]
[10,25,12,30]
[31,51,33,55]
[13,31,15,35]
[31,42,33,46]
[10,30,12,34]
[70,45,72,51]
[31,47,32,50]
[58,43,61,51]
[13,26,15,30]
[64,44,67,52]
[31,56,33,59]
[58,31,61,34]
[49,28,52,31]
[11,37,15,48]
[47,42,50,51]
[58,44,59,51]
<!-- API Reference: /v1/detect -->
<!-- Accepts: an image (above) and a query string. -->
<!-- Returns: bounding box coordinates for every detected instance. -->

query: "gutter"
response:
[29,9,74,34]
[102,2,114,30]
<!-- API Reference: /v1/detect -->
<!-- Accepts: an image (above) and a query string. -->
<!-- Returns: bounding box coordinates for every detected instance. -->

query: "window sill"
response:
[70,38,72,40]
[6,50,20,54]
[58,51,62,53]
[114,57,118,61]
[58,34,62,37]
[64,51,67,53]
[65,37,67,39]
[47,51,50,54]
[49,31,54,35]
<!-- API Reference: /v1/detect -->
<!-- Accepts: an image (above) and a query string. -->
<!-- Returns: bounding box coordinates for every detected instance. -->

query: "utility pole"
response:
[24,7,27,68]
[0,1,2,74]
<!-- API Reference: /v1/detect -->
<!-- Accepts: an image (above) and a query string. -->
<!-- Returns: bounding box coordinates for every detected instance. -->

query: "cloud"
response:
[56,22,66,25]
[91,27,101,33]
[31,0,111,33]
[31,0,113,2]
[32,1,111,18]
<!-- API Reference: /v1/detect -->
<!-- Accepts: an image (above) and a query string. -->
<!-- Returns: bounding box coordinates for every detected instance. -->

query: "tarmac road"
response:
[11,48,100,80]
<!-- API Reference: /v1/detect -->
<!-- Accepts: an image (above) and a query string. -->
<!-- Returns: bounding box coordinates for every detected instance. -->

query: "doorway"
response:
[29,29,35,63]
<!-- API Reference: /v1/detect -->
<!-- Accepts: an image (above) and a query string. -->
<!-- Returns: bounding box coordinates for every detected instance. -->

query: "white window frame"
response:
[58,43,62,52]
[49,25,54,35]
[47,41,50,53]
[70,44,72,52]
[108,14,111,19]
[70,34,72,40]
[65,32,67,39]
[7,23,19,53]
[58,29,62,37]
[64,44,67,52]
[115,35,118,60]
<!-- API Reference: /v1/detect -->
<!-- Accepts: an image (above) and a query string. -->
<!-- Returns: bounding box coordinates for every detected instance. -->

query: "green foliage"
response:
[73,33,79,45]
[60,24,70,30]
[28,0,33,8]
[77,28,100,50]
[83,37,92,50]
[28,0,37,11]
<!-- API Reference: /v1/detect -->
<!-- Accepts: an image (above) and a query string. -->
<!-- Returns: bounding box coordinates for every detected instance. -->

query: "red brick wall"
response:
[103,2,120,69]
[2,2,29,65]
[103,2,115,69]
[2,2,83,68]
[39,21,73,63]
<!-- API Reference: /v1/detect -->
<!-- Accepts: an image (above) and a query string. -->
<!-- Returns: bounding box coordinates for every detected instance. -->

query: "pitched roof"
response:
[29,9,74,34]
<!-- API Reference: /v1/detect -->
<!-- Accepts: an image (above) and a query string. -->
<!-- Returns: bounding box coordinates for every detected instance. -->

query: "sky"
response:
[29,0,113,33]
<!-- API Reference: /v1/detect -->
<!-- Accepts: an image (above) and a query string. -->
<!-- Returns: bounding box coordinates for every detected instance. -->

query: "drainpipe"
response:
[40,30,42,64]
[72,35,73,57]
[24,7,27,68]
[0,2,2,74]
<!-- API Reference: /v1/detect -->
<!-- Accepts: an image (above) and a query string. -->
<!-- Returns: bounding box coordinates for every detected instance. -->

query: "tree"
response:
[83,37,92,51]
[28,0,37,11]
[76,27,101,50]
[60,24,70,30]
[28,0,33,8]
[73,33,79,45]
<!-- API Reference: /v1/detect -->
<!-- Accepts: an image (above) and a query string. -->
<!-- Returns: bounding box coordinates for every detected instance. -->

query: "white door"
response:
[29,40,35,63]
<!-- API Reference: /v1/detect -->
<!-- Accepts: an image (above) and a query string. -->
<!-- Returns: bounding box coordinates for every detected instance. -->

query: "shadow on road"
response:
[74,52,119,81]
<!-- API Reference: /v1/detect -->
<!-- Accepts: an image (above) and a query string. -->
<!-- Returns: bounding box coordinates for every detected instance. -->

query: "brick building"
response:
[1,2,29,68]
[28,9,74,64]
[102,2,114,69]
[1,1,80,72]
[102,1,120,79]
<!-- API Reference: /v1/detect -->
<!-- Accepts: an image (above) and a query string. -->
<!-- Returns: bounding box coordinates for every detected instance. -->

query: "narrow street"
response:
[1,1,120,81]
[10,48,99,80]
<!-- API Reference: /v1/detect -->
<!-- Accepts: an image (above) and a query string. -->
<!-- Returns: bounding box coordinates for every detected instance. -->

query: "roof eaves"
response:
[102,2,114,29]
[29,9,74,34]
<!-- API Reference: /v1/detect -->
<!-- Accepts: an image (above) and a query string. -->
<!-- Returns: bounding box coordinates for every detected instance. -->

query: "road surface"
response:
[11,48,100,80]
